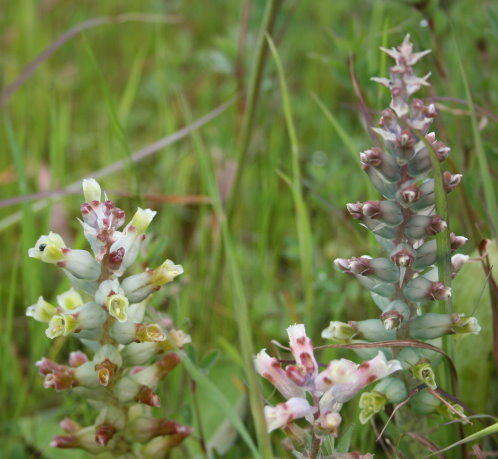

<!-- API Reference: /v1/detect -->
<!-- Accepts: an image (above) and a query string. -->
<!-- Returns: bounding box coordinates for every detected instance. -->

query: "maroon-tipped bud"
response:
[426,132,450,161]
[400,185,421,204]
[136,386,161,407]
[51,434,78,449]
[450,233,468,252]
[397,130,417,150]
[156,353,181,378]
[362,201,382,219]
[346,202,364,219]
[156,420,193,438]
[443,171,462,192]
[95,423,117,446]
[60,418,81,434]
[68,351,89,368]
[391,248,414,267]
[424,103,438,118]
[285,365,307,386]
[429,282,452,301]
[349,257,375,276]
[426,216,447,236]
[108,247,125,269]
[360,148,382,170]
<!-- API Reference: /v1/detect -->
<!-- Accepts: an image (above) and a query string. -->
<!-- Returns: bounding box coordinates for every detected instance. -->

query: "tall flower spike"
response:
[324,35,480,428]
[26,179,190,455]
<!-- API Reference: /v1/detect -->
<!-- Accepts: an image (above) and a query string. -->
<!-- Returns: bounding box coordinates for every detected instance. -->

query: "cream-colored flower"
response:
[28,232,66,263]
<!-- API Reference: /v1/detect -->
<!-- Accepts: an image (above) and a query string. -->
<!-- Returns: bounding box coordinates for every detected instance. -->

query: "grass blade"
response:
[430,422,498,455]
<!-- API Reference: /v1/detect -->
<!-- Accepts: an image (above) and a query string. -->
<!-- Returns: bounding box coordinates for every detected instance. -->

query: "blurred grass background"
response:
[0,0,497,457]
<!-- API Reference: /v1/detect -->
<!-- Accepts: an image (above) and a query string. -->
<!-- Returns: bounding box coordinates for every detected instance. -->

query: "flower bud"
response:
[287,324,318,378]
[362,201,403,226]
[26,296,57,322]
[450,233,468,251]
[333,258,351,272]
[126,417,192,443]
[264,398,316,432]
[316,411,342,436]
[409,313,456,339]
[52,426,103,454]
[60,417,81,433]
[69,351,89,367]
[122,342,160,366]
[128,208,157,234]
[59,249,101,281]
[57,288,84,312]
[404,277,451,302]
[426,132,451,161]
[74,361,100,388]
[350,319,396,340]
[28,232,66,263]
[94,405,125,446]
[321,321,357,343]
[140,428,191,456]
[121,259,184,303]
[82,178,102,203]
[443,171,462,192]
[405,215,447,239]
[346,202,364,219]
[451,253,469,277]
[410,360,437,389]
[360,148,400,182]
[373,377,407,403]
[75,302,107,331]
[390,247,414,267]
[358,391,387,424]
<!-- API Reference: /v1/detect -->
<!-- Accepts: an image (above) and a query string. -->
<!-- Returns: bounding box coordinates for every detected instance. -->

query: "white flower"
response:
[28,232,66,263]
[26,296,57,322]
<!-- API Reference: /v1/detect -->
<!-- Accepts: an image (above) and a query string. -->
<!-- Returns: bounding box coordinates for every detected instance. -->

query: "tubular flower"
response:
[25,179,190,455]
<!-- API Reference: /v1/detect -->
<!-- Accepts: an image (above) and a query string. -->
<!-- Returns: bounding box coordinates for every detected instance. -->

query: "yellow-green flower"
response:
[28,232,66,263]
[57,288,84,312]
[45,314,77,339]
[26,296,57,322]
[106,294,129,322]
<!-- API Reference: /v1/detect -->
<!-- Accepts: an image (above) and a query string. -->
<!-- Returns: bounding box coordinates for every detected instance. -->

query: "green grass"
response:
[0,0,497,457]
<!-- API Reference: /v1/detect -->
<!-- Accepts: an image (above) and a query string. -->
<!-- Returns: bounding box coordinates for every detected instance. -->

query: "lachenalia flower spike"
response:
[326,35,480,425]
[26,178,191,455]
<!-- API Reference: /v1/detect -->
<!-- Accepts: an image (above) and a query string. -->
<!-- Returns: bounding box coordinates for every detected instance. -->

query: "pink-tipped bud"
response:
[424,103,438,118]
[391,248,414,267]
[95,423,117,446]
[50,434,78,449]
[451,254,469,277]
[450,233,468,252]
[360,148,382,169]
[426,132,450,161]
[349,257,375,276]
[108,247,125,270]
[68,351,89,368]
[443,171,462,192]
[346,202,364,219]
[36,357,61,375]
[381,310,405,330]
[60,418,81,434]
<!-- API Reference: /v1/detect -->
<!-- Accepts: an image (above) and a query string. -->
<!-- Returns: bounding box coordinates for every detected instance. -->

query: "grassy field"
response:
[1,0,497,457]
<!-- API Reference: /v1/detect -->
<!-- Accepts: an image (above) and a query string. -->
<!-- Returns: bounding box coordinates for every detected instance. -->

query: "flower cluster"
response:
[26,179,191,455]
[323,36,480,419]
[255,324,402,450]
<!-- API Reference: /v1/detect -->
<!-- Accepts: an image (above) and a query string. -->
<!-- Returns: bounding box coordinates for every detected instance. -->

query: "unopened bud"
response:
[349,257,374,276]
[450,233,468,251]
[69,351,89,367]
[451,253,469,276]
[391,248,414,267]
[317,411,342,436]
[443,171,462,192]
[360,148,382,168]
[334,258,351,272]
[399,185,420,204]
[405,215,447,239]
[321,321,357,342]
[128,208,156,234]
[404,277,451,302]
[362,201,403,226]
[82,178,102,203]
[346,202,364,219]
